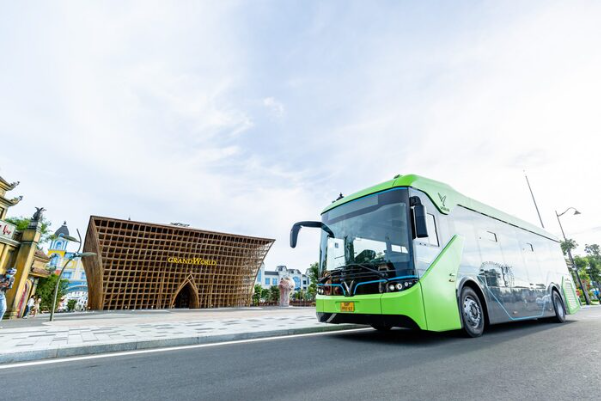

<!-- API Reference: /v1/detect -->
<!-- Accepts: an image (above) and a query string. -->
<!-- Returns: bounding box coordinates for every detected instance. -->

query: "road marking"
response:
[0,328,370,370]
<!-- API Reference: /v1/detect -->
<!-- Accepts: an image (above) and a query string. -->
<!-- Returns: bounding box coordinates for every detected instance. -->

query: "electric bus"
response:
[290,174,580,337]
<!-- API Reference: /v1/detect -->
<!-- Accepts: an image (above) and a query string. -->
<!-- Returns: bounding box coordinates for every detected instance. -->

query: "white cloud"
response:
[262,97,285,117]
[0,0,599,273]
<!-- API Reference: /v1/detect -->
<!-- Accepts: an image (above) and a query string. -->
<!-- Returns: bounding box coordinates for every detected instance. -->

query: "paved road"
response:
[1,307,599,400]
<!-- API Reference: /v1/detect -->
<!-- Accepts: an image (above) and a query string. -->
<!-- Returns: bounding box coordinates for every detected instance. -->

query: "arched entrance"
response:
[173,282,200,309]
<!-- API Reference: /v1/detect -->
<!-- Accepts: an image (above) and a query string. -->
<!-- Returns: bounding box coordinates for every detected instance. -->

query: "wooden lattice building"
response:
[82,216,274,310]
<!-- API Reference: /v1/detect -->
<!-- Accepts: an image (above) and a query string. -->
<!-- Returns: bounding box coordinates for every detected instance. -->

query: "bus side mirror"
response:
[413,204,429,238]
[290,221,334,248]
[290,222,303,248]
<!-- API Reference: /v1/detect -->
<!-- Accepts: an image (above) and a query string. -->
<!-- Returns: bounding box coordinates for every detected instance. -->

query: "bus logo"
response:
[342,281,354,295]
[438,193,450,212]
[438,193,447,207]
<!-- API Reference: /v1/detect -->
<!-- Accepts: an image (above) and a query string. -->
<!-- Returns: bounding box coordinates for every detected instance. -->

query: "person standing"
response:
[0,268,17,322]
[22,296,35,319]
[30,296,42,318]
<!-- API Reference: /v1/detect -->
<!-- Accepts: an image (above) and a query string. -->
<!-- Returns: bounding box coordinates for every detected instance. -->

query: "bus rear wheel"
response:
[460,287,485,338]
[551,291,566,323]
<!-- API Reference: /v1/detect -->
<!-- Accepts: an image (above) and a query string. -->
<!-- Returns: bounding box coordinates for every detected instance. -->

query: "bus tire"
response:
[460,287,485,338]
[551,290,566,323]
[371,324,392,331]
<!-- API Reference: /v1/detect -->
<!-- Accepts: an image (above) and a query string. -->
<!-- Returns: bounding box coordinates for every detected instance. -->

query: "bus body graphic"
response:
[290,174,580,337]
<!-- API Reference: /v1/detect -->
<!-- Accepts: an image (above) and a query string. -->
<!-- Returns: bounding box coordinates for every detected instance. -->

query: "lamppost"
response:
[49,229,96,322]
[555,207,591,305]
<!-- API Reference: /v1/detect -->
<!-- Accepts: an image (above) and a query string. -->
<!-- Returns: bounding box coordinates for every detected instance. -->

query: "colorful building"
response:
[0,174,50,319]
[255,264,310,291]
[47,222,88,310]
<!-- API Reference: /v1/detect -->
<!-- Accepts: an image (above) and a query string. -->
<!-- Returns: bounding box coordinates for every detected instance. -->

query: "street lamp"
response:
[555,207,590,305]
[49,229,96,321]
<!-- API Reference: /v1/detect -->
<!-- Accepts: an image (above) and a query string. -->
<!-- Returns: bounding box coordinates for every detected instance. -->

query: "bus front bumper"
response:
[315,283,428,330]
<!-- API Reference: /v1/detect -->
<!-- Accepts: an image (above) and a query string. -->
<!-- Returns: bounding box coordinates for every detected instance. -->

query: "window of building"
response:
[265,278,270,285]
[272,278,277,286]
[63,271,72,279]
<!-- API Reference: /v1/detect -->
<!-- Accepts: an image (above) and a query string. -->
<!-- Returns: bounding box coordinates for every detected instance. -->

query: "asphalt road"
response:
[1,307,600,401]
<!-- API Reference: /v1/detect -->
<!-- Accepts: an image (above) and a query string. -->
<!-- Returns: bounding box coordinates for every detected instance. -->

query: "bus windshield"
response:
[319,188,414,279]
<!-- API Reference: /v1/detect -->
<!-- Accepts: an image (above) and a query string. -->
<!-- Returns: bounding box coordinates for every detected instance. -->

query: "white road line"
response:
[0,328,370,370]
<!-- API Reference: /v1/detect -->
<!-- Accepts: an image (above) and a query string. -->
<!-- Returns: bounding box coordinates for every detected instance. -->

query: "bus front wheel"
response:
[460,287,485,338]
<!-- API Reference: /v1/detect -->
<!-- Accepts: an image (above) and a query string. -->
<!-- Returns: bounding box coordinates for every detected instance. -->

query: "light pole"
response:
[556,207,591,305]
[49,229,96,321]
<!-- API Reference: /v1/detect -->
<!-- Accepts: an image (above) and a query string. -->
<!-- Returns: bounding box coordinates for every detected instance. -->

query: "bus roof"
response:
[321,174,558,242]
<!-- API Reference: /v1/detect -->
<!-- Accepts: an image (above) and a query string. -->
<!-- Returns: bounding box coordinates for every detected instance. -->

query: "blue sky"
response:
[1,0,600,271]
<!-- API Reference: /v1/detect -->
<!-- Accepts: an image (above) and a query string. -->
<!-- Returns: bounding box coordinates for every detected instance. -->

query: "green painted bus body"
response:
[314,174,580,332]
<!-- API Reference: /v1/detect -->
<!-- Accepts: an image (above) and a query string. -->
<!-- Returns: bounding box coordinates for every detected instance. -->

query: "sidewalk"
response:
[0,307,362,364]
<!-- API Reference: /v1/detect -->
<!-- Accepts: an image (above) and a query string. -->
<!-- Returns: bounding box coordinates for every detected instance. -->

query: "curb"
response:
[0,324,365,365]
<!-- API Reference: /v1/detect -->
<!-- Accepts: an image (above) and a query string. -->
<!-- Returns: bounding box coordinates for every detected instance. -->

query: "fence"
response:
[251,300,315,307]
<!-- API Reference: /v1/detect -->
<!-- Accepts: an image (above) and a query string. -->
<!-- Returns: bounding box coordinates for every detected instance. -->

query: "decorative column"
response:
[5,208,44,318]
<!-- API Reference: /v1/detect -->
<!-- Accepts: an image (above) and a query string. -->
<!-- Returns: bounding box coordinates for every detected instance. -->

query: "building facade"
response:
[47,222,88,310]
[82,216,274,310]
[0,175,50,319]
[255,265,310,291]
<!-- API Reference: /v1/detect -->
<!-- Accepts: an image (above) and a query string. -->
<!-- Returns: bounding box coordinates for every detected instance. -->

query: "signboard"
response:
[0,220,16,240]
[167,256,217,266]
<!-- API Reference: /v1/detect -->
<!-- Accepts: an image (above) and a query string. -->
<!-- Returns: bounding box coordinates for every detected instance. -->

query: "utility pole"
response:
[524,171,545,229]
[556,208,591,305]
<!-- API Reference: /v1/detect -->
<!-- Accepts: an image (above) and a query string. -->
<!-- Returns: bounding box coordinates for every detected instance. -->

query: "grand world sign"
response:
[167,256,218,266]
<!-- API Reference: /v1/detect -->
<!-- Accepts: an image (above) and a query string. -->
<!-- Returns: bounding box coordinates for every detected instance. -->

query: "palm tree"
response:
[561,239,578,256]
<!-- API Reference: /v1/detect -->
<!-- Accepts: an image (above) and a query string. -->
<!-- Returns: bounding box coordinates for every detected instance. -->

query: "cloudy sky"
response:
[1,0,600,272]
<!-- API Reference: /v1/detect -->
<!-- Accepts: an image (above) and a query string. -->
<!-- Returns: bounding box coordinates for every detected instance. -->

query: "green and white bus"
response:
[290,174,581,337]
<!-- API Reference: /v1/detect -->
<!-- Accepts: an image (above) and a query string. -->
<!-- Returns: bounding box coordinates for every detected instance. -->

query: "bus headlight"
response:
[386,279,418,292]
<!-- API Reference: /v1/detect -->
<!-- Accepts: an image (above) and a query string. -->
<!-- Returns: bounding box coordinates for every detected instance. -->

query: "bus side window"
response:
[426,213,439,247]
[479,230,497,243]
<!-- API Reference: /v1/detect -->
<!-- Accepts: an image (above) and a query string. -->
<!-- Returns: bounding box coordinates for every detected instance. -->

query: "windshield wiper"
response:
[318,268,342,284]
[340,263,387,278]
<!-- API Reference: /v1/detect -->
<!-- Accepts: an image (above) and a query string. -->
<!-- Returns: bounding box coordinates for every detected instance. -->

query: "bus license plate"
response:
[340,302,355,312]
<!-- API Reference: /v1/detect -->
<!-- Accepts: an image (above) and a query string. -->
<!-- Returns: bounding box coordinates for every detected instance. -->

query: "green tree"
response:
[5,215,53,247]
[253,284,262,305]
[260,288,270,301]
[585,244,601,286]
[35,274,68,311]
[292,290,306,301]
[561,239,578,256]
[571,256,593,302]
[306,262,319,300]
[67,299,77,312]
[574,255,588,271]
[585,244,600,258]
[268,285,280,303]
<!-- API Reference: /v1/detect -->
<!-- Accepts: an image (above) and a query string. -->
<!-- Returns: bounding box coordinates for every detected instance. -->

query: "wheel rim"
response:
[463,296,482,328]
[555,295,565,318]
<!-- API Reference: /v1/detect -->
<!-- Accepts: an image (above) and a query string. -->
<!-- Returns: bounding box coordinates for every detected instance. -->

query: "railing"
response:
[251,300,316,307]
